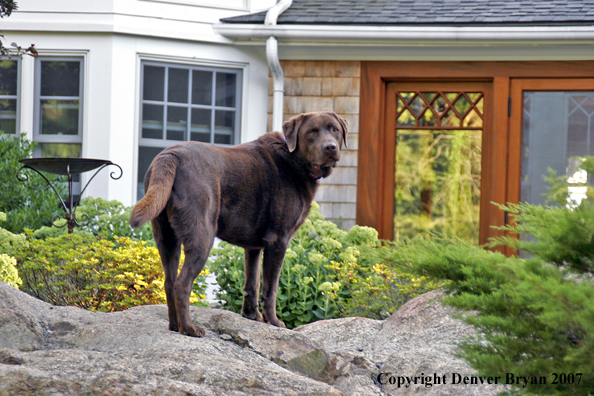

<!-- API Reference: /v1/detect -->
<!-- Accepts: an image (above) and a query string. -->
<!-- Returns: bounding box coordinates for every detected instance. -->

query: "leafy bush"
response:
[0,253,21,288]
[13,233,209,311]
[209,202,441,328]
[0,132,66,233]
[29,197,154,243]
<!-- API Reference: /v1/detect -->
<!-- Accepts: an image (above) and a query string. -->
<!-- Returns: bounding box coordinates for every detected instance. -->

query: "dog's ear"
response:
[331,112,349,149]
[282,114,306,152]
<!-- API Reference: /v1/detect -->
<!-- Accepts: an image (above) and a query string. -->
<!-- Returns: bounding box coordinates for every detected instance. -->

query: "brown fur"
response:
[130,112,348,336]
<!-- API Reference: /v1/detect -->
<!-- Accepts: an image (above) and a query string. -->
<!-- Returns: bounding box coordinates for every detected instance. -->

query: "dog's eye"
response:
[308,129,318,136]
[332,126,340,133]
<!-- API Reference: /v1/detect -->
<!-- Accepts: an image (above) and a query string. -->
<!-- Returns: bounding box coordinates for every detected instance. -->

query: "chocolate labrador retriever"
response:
[130,112,348,337]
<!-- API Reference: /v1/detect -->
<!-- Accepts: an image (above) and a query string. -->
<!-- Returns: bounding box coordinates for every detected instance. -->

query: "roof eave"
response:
[213,23,594,45]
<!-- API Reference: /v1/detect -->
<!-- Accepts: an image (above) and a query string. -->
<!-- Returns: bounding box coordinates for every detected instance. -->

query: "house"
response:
[3,0,594,251]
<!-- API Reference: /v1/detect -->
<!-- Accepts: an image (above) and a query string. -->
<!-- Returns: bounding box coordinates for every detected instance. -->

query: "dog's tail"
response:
[129,153,179,228]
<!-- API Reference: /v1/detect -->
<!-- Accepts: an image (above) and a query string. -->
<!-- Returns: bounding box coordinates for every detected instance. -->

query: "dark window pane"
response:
[168,68,189,103]
[215,73,236,107]
[142,104,163,139]
[40,99,79,135]
[167,106,187,141]
[0,60,17,96]
[143,66,165,101]
[191,108,211,142]
[137,146,164,199]
[192,70,212,105]
[0,99,17,134]
[214,110,234,144]
[41,61,80,97]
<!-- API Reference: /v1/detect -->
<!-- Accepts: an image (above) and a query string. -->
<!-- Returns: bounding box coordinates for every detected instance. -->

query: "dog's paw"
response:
[181,324,206,337]
[267,317,286,329]
[242,310,264,322]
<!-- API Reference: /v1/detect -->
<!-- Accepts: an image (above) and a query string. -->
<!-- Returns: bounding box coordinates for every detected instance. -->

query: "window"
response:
[138,61,242,198]
[0,59,19,135]
[34,58,84,158]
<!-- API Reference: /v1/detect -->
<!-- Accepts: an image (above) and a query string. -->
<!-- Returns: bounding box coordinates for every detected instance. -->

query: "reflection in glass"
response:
[0,99,17,134]
[215,110,234,144]
[142,104,164,139]
[191,108,211,142]
[167,106,187,141]
[521,92,594,207]
[40,100,79,135]
[394,129,482,243]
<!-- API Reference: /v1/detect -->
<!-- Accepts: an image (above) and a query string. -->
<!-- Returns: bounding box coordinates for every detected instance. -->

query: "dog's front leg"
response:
[242,249,264,322]
[261,244,287,328]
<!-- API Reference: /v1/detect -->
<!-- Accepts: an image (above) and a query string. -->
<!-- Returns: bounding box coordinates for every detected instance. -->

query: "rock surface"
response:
[0,282,506,395]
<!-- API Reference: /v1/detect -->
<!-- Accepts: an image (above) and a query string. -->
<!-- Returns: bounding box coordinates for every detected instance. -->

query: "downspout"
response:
[265,0,292,133]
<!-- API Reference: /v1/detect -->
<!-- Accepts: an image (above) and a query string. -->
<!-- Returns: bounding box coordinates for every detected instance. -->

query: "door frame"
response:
[358,61,594,250]
[380,81,493,243]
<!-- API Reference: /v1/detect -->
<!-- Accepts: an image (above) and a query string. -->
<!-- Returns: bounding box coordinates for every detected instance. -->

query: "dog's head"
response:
[282,112,349,179]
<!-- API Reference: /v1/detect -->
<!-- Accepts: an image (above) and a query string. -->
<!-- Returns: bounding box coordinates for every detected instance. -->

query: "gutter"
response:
[214,24,594,44]
[265,0,293,133]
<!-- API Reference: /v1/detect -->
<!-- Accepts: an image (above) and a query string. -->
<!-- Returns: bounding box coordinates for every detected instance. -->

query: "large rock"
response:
[0,282,507,395]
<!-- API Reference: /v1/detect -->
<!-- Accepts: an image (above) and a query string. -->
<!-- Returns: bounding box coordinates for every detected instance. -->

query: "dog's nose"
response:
[323,141,338,156]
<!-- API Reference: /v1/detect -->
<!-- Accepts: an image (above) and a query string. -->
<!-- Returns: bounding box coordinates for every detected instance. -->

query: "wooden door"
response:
[380,81,493,244]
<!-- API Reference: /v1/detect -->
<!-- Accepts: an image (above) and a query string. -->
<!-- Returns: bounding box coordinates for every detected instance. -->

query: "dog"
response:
[130,112,348,337]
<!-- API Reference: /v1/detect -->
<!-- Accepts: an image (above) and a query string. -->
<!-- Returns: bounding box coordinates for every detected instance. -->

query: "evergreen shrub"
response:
[377,156,594,396]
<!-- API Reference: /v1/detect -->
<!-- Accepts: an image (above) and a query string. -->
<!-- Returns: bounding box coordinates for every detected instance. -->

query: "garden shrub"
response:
[376,157,594,395]
[209,202,441,328]
[13,233,209,311]
[30,197,153,243]
[0,211,23,288]
[0,132,66,233]
[0,253,21,288]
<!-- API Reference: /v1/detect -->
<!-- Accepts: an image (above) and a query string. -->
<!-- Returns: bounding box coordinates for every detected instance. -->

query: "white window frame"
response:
[33,57,84,147]
[139,60,243,149]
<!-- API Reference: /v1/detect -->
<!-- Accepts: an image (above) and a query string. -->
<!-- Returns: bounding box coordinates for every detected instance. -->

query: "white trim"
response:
[140,0,250,11]
[213,23,594,45]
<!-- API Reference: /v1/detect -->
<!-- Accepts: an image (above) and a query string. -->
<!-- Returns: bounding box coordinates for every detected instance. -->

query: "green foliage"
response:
[0,211,23,288]
[0,132,66,233]
[490,156,594,274]
[0,253,21,288]
[27,197,154,243]
[378,158,594,395]
[13,234,165,311]
[382,237,594,396]
[209,202,441,328]
[12,233,209,311]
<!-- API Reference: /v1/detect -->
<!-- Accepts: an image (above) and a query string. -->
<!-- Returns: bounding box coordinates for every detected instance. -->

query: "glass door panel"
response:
[510,80,594,210]
[386,84,489,243]
[521,91,594,206]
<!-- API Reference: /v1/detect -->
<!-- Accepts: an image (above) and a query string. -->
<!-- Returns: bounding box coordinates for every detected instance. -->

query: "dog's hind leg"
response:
[242,249,264,322]
[152,211,182,332]
[174,238,212,337]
